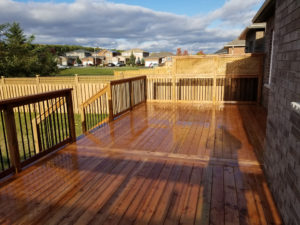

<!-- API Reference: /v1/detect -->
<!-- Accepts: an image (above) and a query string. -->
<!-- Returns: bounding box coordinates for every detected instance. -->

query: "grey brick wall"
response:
[262,15,275,109]
[264,0,300,224]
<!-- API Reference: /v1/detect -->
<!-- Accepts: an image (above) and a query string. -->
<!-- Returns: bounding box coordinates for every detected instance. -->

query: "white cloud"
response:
[0,0,263,53]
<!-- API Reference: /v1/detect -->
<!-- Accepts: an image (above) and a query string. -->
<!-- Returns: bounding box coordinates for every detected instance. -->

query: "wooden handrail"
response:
[110,76,147,85]
[0,89,73,109]
[81,85,109,108]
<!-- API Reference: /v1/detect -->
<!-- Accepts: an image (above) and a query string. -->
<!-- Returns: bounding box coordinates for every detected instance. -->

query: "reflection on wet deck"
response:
[0,103,282,225]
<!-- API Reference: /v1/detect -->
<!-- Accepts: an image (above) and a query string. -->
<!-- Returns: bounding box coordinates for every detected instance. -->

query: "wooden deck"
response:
[0,103,282,225]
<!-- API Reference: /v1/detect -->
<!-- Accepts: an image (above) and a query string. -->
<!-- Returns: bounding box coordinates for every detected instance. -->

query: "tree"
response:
[0,22,58,77]
[136,57,141,65]
[141,58,145,65]
[129,51,136,66]
[196,50,205,55]
[176,48,182,56]
[0,23,9,74]
[76,57,82,64]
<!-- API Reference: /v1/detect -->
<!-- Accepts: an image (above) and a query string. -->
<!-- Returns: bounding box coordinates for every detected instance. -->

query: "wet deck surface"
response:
[0,103,282,225]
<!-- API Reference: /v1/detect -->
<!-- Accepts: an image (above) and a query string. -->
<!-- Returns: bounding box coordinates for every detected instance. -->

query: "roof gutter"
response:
[252,0,275,23]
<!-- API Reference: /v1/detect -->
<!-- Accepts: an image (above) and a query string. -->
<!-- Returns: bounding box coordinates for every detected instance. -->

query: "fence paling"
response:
[0,89,76,176]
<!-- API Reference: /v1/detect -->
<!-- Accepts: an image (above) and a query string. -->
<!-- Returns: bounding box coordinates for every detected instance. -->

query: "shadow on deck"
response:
[0,103,282,225]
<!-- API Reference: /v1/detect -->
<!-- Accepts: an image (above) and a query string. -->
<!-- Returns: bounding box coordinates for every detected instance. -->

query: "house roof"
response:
[66,49,91,54]
[224,39,246,47]
[149,52,174,58]
[214,48,228,54]
[124,48,148,53]
[239,23,266,40]
[252,0,275,23]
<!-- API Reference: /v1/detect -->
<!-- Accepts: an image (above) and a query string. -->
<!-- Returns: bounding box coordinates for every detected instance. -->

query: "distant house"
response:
[81,56,103,66]
[223,39,246,55]
[57,56,77,66]
[252,0,276,109]
[144,52,174,67]
[66,49,92,60]
[239,23,266,53]
[94,49,121,65]
[122,48,150,64]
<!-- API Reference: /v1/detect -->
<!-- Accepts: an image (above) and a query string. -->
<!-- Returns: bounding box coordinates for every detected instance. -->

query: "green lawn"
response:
[56,66,145,76]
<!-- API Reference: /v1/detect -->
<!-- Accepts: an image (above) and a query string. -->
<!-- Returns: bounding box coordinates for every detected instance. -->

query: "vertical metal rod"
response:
[22,105,31,158]
[55,98,61,143]
[17,107,26,160]
[58,97,65,140]
[28,104,37,155]
[63,97,69,138]
[47,99,55,146]
[42,101,50,150]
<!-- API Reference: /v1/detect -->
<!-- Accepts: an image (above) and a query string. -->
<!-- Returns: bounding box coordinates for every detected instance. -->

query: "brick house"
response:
[223,39,246,55]
[65,49,92,60]
[253,0,276,109]
[253,0,300,224]
[81,56,103,66]
[94,49,121,65]
[122,48,150,64]
[239,23,266,53]
[144,52,174,67]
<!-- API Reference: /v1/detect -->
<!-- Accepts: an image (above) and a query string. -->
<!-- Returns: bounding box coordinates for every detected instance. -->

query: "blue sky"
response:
[1,0,264,53]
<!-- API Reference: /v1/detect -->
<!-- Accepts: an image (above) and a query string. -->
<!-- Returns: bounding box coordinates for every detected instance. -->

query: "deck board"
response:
[0,103,282,225]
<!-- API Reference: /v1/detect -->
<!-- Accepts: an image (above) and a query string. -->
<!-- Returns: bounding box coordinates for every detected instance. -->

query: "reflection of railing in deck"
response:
[0,89,76,178]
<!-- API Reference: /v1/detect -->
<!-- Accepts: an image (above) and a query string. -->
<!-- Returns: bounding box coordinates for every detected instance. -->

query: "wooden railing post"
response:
[108,84,114,122]
[129,80,133,110]
[80,108,87,134]
[144,77,147,102]
[66,90,76,142]
[36,75,40,93]
[3,106,21,173]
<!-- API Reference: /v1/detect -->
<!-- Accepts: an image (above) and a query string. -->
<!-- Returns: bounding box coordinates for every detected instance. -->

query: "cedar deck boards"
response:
[0,103,282,225]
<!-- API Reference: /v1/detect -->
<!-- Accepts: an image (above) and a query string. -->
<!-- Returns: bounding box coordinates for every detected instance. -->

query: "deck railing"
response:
[110,76,147,118]
[80,76,146,133]
[0,89,75,178]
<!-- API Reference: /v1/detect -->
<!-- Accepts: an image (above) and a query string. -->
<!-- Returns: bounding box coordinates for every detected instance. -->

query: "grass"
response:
[55,66,145,76]
[0,112,106,172]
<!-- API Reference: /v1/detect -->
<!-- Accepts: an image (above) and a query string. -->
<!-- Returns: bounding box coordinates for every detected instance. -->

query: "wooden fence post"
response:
[66,90,76,142]
[108,83,114,122]
[1,76,7,100]
[213,56,217,104]
[36,75,41,93]
[144,77,147,102]
[129,80,133,110]
[80,107,87,134]
[3,106,21,173]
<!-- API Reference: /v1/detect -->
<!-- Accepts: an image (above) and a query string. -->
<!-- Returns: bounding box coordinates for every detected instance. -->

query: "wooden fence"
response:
[0,75,112,114]
[0,54,264,109]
